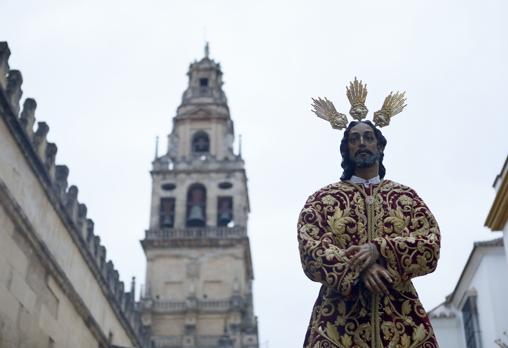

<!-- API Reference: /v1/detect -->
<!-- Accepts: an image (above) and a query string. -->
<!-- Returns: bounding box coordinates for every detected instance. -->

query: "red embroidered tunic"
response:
[298,180,440,348]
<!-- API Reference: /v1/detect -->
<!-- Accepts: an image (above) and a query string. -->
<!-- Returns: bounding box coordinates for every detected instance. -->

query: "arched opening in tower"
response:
[186,183,207,227]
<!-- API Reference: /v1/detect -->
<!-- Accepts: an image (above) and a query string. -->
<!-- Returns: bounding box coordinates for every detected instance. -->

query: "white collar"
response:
[349,175,381,187]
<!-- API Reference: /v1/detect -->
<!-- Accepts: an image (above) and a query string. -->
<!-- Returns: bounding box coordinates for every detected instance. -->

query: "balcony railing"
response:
[152,298,233,313]
[152,335,223,348]
[152,336,183,348]
[197,335,223,346]
[145,226,246,240]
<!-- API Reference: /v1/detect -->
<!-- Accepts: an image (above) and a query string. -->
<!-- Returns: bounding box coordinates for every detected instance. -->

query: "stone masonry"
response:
[0,41,149,348]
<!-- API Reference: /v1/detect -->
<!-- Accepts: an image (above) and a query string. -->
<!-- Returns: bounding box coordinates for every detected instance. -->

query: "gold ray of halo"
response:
[346,77,368,120]
[373,91,407,127]
[311,97,348,130]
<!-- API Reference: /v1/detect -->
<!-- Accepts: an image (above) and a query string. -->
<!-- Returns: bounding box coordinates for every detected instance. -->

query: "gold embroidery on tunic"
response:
[298,180,440,348]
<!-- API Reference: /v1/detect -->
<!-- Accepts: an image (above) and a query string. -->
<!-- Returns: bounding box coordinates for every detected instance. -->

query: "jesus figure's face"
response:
[347,122,382,169]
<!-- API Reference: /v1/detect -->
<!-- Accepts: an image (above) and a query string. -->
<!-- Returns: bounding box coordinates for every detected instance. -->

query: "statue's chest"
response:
[327,189,413,247]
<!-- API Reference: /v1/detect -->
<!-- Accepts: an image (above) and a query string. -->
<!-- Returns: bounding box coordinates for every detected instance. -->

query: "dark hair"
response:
[339,120,387,181]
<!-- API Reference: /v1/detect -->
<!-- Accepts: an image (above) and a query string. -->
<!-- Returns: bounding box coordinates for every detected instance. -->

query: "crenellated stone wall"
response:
[0,42,149,348]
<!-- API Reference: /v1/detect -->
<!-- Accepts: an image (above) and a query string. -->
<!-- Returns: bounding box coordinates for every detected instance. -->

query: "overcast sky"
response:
[2,0,508,347]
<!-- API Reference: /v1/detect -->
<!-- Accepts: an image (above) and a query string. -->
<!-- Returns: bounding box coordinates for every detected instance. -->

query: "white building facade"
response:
[430,156,508,348]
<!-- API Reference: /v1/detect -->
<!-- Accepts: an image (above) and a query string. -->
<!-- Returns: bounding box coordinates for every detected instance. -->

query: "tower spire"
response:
[239,134,243,157]
[205,41,210,58]
[154,136,159,159]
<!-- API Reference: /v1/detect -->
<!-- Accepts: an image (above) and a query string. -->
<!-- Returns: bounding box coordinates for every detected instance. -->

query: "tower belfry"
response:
[141,48,259,348]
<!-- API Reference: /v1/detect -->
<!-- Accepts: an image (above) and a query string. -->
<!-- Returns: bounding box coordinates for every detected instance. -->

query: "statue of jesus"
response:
[298,80,440,347]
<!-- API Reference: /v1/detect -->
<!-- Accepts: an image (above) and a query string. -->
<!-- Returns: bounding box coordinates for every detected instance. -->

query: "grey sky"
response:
[2,0,508,346]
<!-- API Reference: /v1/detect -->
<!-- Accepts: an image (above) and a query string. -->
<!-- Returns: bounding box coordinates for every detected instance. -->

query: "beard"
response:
[353,150,380,168]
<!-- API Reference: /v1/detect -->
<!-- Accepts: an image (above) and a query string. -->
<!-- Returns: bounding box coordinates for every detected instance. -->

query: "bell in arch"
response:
[187,205,205,226]
[186,184,206,227]
[217,197,233,227]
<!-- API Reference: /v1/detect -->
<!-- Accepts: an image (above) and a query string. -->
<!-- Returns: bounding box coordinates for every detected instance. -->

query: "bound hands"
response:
[345,243,379,272]
[346,243,393,295]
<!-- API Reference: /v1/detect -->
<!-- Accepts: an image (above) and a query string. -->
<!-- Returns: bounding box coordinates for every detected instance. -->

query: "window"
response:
[186,184,206,227]
[462,296,480,348]
[218,181,233,189]
[159,198,175,228]
[217,196,233,227]
[199,78,209,96]
[192,131,210,154]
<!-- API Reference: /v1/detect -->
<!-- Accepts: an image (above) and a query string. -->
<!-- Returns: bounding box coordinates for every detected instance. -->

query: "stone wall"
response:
[0,42,148,348]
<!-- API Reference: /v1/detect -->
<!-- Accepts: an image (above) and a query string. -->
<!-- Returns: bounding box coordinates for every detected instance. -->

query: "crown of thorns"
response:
[311,77,407,129]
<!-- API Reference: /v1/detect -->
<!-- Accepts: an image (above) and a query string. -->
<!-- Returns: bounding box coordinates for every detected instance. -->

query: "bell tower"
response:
[141,45,259,348]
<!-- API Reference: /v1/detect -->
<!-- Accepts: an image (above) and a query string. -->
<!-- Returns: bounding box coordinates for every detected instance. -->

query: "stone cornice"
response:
[485,164,508,231]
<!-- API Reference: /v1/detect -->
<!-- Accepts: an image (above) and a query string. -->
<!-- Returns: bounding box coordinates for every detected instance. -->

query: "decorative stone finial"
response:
[131,276,136,300]
[154,136,159,159]
[205,42,210,58]
[239,134,242,157]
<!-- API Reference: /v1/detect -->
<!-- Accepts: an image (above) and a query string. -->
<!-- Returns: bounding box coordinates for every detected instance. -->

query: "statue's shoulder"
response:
[381,179,417,195]
[305,181,355,204]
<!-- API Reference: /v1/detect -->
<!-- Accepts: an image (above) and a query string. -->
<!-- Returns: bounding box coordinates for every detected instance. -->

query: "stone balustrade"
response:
[152,335,223,348]
[145,226,246,240]
[151,298,234,313]
[152,335,183,348]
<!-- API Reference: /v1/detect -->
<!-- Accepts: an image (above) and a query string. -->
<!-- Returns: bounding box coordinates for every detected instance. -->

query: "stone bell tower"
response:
[141,45,259,348]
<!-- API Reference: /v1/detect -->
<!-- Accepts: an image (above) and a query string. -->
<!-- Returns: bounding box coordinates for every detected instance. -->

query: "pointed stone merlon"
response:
[54,165,69,200]
[6,70,23,116]
[86,219,95,251]
[33,122,49,165]
[45,143,57,179]
[0,42,10,90]
[77,203,88,241]
[86,218,94,238]
[91,235,101,263]
[85,219,98,261]
[116,281,125,304]
[105,261,122,296]
[65,185,79,223]
[98,245,106,270]
[19,98,37,138]
[131,276,136,301]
